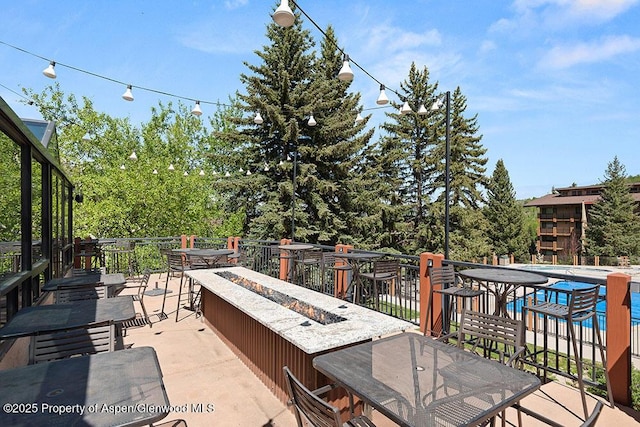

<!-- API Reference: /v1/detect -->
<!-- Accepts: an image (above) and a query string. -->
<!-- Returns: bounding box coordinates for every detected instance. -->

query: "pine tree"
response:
[431,87,489,259]
[586,157,640,256]
[217,5,371,244]
[484,159,528,260]
[376,63,440,252]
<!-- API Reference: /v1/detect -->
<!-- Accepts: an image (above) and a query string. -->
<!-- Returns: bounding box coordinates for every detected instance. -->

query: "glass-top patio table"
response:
[0,346,169,426]
[313,333,540,427]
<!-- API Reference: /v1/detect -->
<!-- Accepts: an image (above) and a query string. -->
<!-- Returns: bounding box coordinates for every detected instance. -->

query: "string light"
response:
[0,40,234,113]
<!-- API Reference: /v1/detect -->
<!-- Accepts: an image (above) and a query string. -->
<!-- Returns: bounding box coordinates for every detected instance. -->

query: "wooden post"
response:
[279,238,291,281]
[419,253,444,335]
[181,235,187,249]
[73,237,82,269]
[606,273,632,406]
[226,236,234,250]
[334,244,353,299]
[190,235,196,249]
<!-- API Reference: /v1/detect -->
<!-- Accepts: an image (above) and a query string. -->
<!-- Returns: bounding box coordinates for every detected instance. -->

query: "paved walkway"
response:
[122,273,639,426]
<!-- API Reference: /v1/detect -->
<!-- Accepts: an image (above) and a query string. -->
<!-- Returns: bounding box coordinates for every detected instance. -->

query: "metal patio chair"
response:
[437,309,526,427]
[359,259,399,308]
[424,265,483,337]
[55,284,110,304]
[524,285,613,418]
[29,323,115,364]
[283,366,376,427]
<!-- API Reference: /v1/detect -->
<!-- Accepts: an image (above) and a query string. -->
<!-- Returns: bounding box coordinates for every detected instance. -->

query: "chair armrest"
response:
[311,383,337,396]
[436,331,458,343]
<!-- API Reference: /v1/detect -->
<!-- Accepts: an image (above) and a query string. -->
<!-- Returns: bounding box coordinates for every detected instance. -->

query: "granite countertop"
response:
[186,266,414,354]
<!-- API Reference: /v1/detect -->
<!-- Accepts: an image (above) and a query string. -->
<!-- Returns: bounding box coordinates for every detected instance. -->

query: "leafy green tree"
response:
[484,159,529,260]
[25,84,242,239]
[586,157,640,256]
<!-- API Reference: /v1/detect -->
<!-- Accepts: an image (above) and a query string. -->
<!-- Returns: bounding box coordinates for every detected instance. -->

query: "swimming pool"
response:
[508,281,640,330]
[517,265,613,274]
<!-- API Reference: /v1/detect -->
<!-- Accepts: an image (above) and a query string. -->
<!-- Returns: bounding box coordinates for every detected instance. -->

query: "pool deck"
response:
[510,263,640,284]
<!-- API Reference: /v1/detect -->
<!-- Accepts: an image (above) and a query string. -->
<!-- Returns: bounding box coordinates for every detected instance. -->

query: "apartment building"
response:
[525,183,640,259]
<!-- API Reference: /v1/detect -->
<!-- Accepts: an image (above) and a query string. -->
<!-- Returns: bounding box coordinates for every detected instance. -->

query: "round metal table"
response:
[458,267,548,317]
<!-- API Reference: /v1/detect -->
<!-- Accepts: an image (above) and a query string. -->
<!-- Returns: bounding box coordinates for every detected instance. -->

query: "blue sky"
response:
[1,0,639,199]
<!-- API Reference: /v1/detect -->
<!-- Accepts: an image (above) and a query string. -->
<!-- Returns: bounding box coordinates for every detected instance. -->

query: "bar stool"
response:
[424,265,483,337]
[525,285,613,418]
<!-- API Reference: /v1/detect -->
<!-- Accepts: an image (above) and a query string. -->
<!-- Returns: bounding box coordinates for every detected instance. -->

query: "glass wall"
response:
[0,97,74,325]
[0,132,21,279]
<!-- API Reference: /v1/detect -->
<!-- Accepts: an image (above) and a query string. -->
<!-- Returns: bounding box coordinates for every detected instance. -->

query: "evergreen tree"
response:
[484,159,528,260]
[431,87,489,259]
[586,157,640,256]
[376,63,440,252]
[219,4,371,244]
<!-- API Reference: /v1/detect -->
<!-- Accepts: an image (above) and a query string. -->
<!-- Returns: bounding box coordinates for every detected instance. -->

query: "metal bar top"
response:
[0,296,135,339]
[335,252,381,260]
[0,346,169,427]
[42,273,126,291]
[313,333,540,427]
[277,244,314,251]
[458,268,548,285]
[172,248,234,256]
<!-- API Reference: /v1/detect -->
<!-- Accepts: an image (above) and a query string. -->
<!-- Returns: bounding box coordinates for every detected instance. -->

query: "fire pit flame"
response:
[216,271,347,325]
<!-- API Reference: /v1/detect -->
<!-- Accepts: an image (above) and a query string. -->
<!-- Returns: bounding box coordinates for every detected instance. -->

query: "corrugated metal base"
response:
[201,288,360,418]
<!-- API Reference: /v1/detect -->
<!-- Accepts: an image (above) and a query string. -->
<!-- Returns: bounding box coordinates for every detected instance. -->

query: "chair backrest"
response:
[429,265,457,289]
[55,285,109,304]
[569,286,600,321]
[302,250,323,263]
[283,366,342,427]
[373,260,400,276]
[455,309,525,367]
[167,252,186,271]
[136,269,151,297]
[29,323,115,364]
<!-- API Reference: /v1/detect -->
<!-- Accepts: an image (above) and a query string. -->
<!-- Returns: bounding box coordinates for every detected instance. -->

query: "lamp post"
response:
[432,91,451,260]
[291,142,298,242]
[290,134,312,242]
[444,90,451,260]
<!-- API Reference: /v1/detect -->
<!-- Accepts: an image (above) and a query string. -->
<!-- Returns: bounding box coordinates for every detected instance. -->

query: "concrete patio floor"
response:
[122,273,640,426]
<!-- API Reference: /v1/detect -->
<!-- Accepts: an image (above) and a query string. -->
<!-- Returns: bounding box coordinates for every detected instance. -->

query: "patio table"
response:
[458,267,548,317]
[0,346,169,427]
[0,296,135,339]
[313,333,540,427]
[42,272,126,292]
[173,248,234,268]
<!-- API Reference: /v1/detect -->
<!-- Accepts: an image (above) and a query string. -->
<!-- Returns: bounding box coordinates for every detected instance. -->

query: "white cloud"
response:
[224,0,248,10]
[540,35,640,68]
[494,0,639,33]
[362,24,441,55]
[566,0,638,21]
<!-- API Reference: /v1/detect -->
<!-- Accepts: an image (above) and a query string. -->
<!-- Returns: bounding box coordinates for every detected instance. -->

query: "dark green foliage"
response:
[484,159,529,260]
[586,157,640,256]
[216,8,372,245]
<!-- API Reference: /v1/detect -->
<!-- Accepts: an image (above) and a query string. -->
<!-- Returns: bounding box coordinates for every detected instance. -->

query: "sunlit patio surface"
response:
[122,273,639,426]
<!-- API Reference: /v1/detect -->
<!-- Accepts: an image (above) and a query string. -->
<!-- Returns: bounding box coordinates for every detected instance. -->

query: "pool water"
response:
[508,281,640,330]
